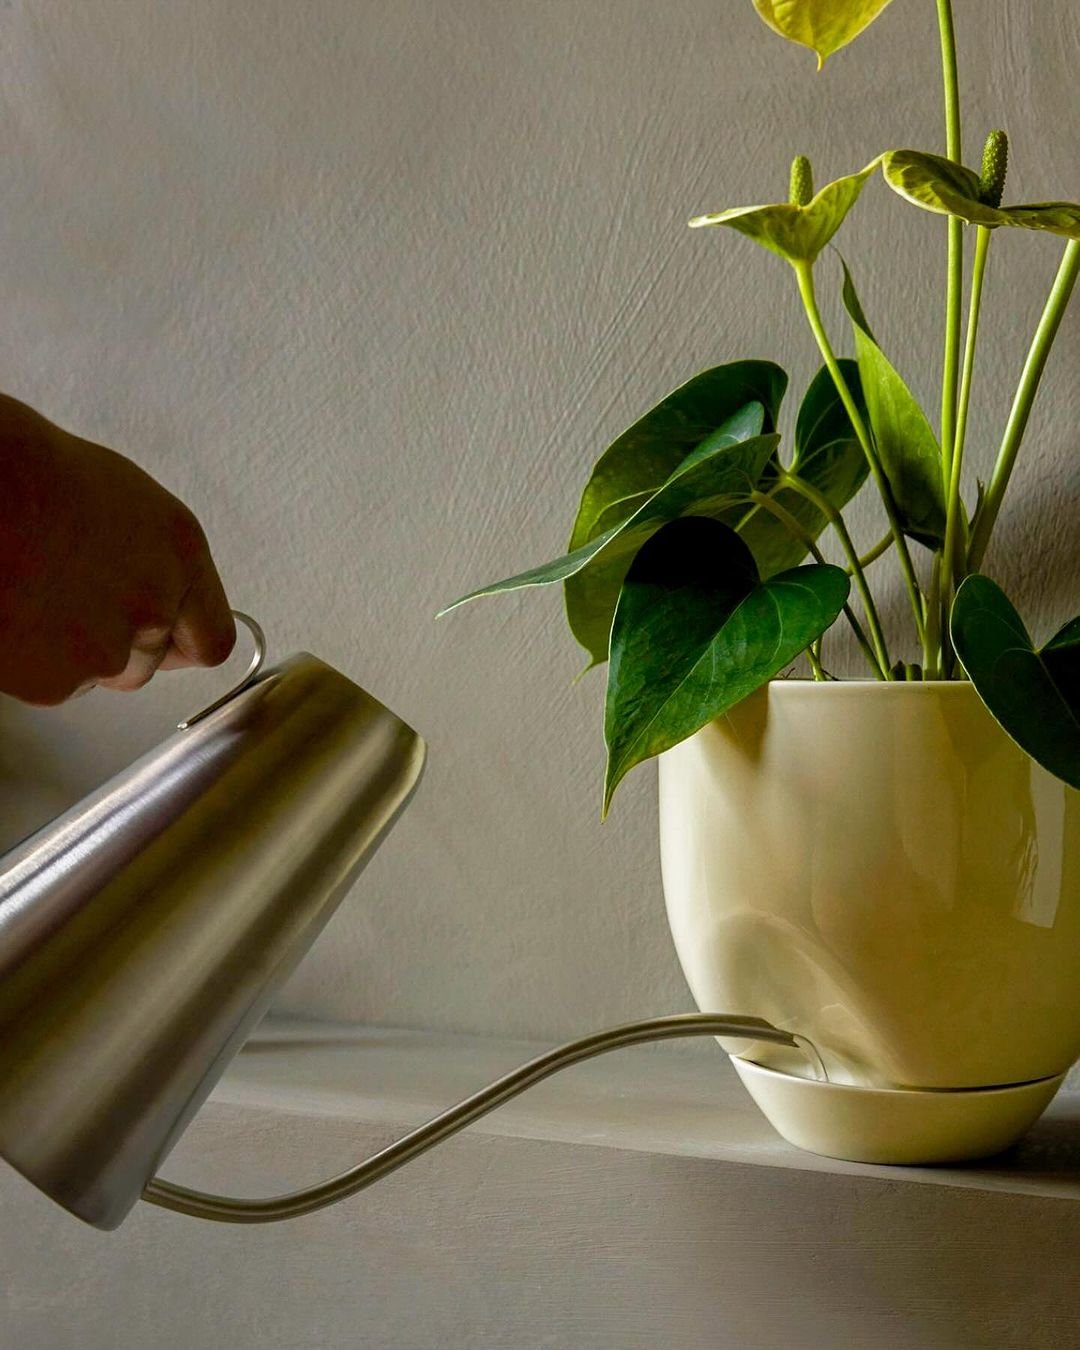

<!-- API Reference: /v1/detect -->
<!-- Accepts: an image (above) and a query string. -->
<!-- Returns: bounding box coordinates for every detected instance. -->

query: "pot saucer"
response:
[731,1056,1066,1165]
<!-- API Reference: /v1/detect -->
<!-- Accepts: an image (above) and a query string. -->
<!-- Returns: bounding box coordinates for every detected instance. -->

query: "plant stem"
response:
[777,472,893,676]
[792,260,926,645]
[855,532,894,572]
[749,490,887,679]
[935,0,963,488]
[968,238,1080,570]
[807,640,827,681]
[939,223,990,669]
[923,550,943,678]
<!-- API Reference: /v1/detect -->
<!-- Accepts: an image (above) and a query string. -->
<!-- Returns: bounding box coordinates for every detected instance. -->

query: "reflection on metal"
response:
[0,627,426,1230]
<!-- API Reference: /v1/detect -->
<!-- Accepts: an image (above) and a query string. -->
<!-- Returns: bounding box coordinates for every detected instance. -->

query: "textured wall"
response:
[1,0,1078,1039]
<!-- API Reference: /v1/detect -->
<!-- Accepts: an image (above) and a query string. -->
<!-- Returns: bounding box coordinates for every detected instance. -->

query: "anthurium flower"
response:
[884,147,1080,240]
[689,157,881,264]
[753,0,895,68]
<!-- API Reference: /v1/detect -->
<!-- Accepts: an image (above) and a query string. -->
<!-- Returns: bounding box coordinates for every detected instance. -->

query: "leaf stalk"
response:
[791,260,926,647]
[968,238,1080,570]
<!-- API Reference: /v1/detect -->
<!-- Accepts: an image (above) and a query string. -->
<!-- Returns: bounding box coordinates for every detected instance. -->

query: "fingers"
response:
[97,623,173,692]
[0,397,237,704]
[158,557,236,672]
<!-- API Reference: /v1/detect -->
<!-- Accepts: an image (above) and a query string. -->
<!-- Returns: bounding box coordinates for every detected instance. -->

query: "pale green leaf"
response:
[603,517,849,810]
[884,149,1080,240]
[690,159,881,264]
[752,0,896,66]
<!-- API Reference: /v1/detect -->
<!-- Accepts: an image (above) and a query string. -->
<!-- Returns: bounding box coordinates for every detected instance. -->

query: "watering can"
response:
[0,614,801,1229]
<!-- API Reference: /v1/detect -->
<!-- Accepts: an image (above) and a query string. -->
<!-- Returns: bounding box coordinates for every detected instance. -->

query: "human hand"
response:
[0,394,235,705]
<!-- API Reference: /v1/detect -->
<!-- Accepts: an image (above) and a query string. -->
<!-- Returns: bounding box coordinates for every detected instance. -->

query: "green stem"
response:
[775,473,893,678]
[936,0,963,486]
[940,224,990,668]
[968,238,1080,570]
[749,490,887,680]
[792,261,926,644]
[923,550,943,678]
[807,640,827,681]
[855,531,894,573]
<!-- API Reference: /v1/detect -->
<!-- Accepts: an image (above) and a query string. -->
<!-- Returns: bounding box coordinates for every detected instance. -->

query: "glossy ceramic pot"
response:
[659,680,1080,1093]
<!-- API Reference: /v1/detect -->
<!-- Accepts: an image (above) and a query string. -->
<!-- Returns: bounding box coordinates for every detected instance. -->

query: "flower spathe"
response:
[884,149,1080,240]
[752,0,896,68]
[689,158,881,265]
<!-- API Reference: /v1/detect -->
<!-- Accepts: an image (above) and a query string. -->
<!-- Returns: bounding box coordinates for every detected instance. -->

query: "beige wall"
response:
[2,0,1079,1039]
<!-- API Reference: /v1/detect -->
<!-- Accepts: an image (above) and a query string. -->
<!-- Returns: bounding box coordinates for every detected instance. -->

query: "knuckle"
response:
[170,506,209,563]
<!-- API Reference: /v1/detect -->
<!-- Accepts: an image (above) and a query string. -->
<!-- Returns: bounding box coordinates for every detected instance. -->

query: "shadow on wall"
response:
[985,441,1080,630]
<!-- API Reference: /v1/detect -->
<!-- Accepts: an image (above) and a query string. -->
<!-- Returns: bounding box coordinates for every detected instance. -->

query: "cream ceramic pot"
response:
[659,680,1080,1091]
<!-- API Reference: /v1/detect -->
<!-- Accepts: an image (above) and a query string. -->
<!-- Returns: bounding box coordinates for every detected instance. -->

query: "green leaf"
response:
[840,257,876,343]
[689,159,881,264]
[442,431,778,648]
[951,575,1080,789]
[563,431,779,664]
[438,527,623,611]
[735,362,869,575]
[752,0,895,66]
[841,264,946,544]
[883,149,1080,240]
[569,362,787,551]
[603,517,850,811]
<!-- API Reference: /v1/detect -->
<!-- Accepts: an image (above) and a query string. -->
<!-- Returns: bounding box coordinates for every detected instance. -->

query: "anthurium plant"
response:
[444,0,1080,812]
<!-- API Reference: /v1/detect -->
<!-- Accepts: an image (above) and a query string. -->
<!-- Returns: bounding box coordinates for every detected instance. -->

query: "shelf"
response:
[211,1016,1080,1202]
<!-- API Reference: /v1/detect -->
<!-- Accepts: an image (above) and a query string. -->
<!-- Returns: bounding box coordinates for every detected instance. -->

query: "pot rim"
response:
[767,677,977,692]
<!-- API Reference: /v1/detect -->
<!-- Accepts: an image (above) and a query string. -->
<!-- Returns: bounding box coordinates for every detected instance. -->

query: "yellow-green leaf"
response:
[690,159,880,264]
[884,149,1080,240]
[752,0,895,67]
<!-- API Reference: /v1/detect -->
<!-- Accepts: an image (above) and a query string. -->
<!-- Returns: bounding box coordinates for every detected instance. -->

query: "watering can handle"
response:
[142,1013,823,1225]
[177,611,268,730]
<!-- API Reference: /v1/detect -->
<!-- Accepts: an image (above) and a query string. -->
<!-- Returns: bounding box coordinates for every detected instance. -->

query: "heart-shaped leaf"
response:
[603,517,850,810]
[753,0,895,66]
[582,401,767,539]
[736,361,869,575]
[951,574,1080,789]
[841,261,946,544]
[883,149,1080,240]
[441,429,778,649]
[569,362,787,551]
[689,159,881,264]
[562,429,778,664]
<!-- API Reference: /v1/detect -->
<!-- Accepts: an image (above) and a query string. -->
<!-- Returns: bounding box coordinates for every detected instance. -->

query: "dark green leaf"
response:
[841,265,946,544]
[441,432,777,639]
[735,362,869,576]
[437,528,622,611]
[951,575,1080,789]
[568,362,788,552]
[589,400,765,537]
[563,432,778,663]
[603,517,850,811]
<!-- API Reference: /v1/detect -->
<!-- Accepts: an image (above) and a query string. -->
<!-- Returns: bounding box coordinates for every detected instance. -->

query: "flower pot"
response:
[658,679,1080,1162]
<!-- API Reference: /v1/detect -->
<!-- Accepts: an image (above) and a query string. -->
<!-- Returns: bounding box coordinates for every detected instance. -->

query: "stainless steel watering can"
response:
[0,615,803,1231]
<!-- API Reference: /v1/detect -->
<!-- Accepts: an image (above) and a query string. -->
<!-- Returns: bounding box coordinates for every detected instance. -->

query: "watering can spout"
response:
[0,621,425,1229]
